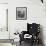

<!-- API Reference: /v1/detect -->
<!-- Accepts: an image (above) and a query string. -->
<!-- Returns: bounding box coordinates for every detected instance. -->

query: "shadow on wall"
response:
[40,25,45,46]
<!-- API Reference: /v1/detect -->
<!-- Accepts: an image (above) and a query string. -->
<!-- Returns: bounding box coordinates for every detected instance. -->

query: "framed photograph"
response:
[16,7,27,20]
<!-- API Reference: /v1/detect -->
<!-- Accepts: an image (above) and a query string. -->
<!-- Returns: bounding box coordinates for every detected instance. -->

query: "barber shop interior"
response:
[0,0,46,46]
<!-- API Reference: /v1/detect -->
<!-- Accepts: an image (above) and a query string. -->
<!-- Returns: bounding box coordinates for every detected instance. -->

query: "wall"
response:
[9,0,40,32]
[0,0,8,3]
[9,0,44,36]
[8,0,46,46]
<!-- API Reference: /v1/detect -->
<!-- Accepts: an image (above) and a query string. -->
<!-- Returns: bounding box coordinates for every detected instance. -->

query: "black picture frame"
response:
[16,7,27,20]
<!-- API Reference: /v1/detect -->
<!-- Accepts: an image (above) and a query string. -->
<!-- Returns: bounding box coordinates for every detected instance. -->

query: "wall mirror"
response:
[0,3,8,31]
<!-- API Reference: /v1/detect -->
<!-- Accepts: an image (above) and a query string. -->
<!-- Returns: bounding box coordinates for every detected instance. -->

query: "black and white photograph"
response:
[16,7,27,20]
[0,0,46,46]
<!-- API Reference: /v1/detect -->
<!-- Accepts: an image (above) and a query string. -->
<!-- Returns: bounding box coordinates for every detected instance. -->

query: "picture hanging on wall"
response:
[16,7,27,20]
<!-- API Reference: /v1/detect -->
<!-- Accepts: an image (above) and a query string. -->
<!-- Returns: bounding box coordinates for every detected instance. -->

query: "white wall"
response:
[0,0,8,3]
[9,0,44,35]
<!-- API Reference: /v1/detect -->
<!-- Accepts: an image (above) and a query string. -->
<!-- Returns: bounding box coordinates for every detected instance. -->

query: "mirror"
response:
[0,3,8,31]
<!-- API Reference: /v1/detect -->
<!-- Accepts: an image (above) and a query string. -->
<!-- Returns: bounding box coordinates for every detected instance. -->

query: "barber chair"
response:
[19,23,41,46]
